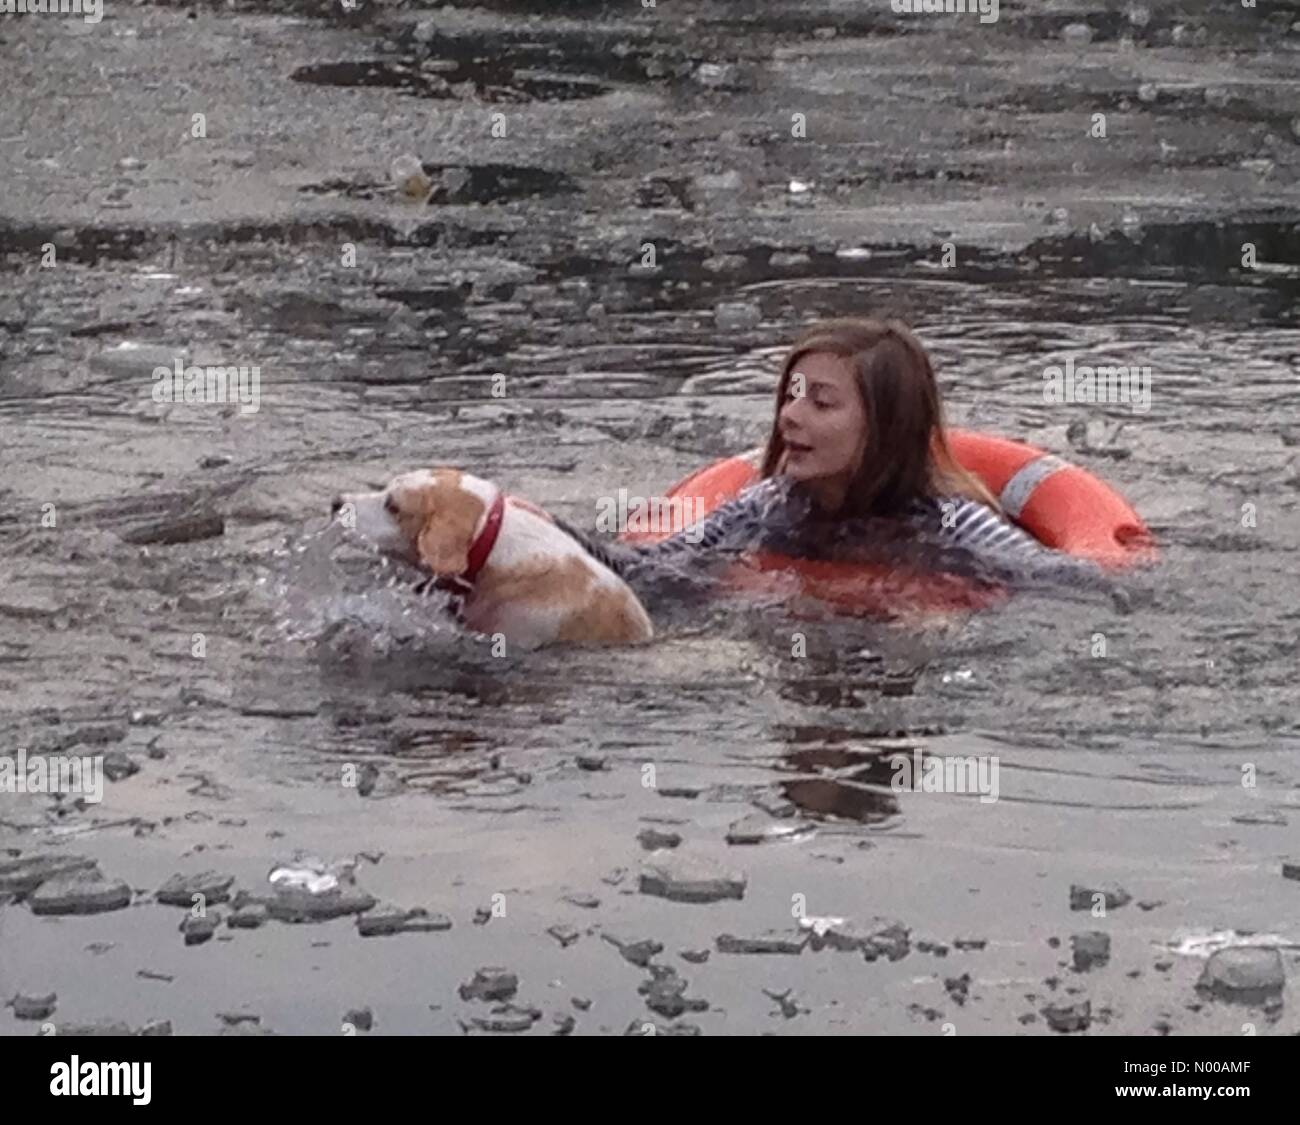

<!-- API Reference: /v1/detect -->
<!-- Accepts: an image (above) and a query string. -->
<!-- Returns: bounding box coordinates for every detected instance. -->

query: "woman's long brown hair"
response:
[759,317,999,517]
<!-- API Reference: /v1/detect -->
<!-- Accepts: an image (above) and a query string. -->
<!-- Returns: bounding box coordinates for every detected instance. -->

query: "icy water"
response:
[1,0,1298,1035]
[2,252,1297,1035]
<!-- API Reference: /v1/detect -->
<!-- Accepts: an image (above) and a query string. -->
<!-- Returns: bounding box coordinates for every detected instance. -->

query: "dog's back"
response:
[472,495,654,646]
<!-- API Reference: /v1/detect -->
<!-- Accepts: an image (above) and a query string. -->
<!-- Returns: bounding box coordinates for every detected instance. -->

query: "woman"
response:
[569,317,1116,597]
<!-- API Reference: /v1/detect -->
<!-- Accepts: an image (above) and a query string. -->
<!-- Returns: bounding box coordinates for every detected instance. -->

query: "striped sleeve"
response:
[632,476,790,561]
[925,497,1109,586]
[551,476,789,578]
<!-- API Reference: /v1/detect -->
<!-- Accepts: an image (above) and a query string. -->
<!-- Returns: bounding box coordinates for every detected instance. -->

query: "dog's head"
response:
[332,469,491,577]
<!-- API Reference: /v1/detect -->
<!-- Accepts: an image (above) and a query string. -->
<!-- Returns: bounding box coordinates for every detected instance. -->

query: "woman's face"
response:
[777,351,868,494]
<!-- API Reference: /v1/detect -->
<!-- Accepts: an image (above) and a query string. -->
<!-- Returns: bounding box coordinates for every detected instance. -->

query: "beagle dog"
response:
[331,469,654,649]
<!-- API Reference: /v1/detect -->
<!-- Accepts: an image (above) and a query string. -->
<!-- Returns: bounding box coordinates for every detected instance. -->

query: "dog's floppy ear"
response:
[415,476,485,577]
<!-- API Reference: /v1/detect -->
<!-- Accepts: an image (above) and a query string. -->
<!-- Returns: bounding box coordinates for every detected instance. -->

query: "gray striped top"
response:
[557,474,1112,593]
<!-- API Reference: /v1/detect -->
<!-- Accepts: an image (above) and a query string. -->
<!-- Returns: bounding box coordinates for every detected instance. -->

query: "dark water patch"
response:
[427,0,639,14]
[780,776,898,824]
[535,224,1298,331]
[433,164,579,206]
[0,223,153,267]
[299,162,579,206]
[374,284,473,312]
[0,217,451,269]
[192,217,446,252]
[296,177,383,202]
[15,216,1292,349]
[536,245,920,312]
[291,57,609,103]
[223,289,401,339]
[997,83,1297,138]
[887,166,983,186]
[389,23,692,88]
[776,745,901,825]
[146,0,380,23]
[680,8,902,39]
[832,165,986,189]
[17,218,1292,327]
[1024,217,1300,293]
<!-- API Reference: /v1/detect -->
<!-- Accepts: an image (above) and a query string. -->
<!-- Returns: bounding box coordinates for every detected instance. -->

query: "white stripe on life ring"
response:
[998,454,1069,521]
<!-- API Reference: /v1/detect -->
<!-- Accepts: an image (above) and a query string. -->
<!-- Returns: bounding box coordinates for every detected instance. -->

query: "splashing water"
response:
[255,521,461,655]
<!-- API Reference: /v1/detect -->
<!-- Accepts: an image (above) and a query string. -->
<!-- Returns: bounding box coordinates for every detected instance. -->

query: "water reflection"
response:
[778,744,902,825]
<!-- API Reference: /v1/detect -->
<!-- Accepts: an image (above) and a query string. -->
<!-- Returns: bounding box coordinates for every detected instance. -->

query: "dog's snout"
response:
[331,495,345,516]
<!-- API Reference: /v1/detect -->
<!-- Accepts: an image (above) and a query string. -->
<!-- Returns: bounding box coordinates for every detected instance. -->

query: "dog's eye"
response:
[384,496,399,516]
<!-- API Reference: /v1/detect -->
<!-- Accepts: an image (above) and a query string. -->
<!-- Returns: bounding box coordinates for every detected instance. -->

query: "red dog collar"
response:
[436,490,505,597]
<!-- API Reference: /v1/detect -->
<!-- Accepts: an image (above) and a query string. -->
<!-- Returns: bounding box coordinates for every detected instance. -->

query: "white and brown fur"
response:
[333,469,653,649]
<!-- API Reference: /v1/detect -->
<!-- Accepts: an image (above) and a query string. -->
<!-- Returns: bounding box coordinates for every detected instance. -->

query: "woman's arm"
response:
[558,485,1132,610]
[555,476,792,578]
[637,476,792,559]
[921,497,1128,601]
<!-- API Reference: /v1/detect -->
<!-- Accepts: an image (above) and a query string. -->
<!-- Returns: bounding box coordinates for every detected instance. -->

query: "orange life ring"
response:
[618,429,1156,615]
